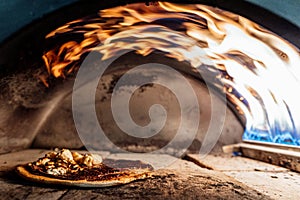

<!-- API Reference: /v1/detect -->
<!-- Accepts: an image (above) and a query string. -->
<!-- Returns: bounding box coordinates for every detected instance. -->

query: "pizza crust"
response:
[16,165,151,187]
[15,149,152,187]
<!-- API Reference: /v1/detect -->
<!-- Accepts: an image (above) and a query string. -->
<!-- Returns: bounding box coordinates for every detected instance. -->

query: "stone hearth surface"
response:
[1,149,299,199]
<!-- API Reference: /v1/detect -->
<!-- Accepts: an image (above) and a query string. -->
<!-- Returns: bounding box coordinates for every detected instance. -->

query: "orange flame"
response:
[43,2,300,144]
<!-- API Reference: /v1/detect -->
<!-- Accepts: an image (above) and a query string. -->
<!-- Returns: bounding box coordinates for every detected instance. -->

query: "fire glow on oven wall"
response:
[42,1,300,147]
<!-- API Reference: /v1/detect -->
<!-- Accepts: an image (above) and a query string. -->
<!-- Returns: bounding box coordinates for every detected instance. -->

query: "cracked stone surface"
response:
[187,154,300,199]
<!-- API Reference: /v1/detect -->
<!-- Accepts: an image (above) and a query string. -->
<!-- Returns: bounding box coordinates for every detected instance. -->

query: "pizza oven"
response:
[0,1,300,198]
[0,0,244,154]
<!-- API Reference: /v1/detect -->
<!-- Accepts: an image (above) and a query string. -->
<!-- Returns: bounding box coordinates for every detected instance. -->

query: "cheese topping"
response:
[28,149,103,176]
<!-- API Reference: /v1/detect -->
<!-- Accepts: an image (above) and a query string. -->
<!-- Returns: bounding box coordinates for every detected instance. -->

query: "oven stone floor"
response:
[0,149,299,199]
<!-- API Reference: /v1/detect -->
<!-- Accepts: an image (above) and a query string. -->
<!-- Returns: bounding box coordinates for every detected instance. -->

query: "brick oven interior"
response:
[0,0,299,199]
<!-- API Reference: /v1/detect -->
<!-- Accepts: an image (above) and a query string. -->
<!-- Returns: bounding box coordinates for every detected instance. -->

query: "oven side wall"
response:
[0,0,79,43]
[246,0,300,28]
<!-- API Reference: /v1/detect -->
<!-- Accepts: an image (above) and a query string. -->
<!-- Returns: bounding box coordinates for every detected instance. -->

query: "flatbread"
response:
[15,149,152,187]
[16,165,151,187]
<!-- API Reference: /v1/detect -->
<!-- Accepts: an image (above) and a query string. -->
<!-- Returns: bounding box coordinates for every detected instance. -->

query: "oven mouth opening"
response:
[1,1,299,164]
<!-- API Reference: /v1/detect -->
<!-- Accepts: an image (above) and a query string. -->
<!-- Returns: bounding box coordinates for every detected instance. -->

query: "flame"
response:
[43,2,300,146]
